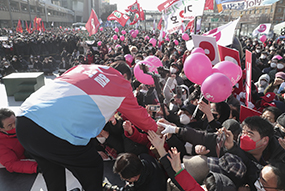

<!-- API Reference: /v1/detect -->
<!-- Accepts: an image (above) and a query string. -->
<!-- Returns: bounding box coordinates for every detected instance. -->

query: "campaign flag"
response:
[158,0,179,12]
[218,45,243,93]
[203,17,240,47]
[86,9,100,36]
[245,50,252,107]
[126,0,140,13]
[252,23,271,36]
[42,21,45,32]
[32,16,37,32]
[107,11,130,27]
[25,21,29,33]
[162,0,205,34]
[192,34,220,65]
[204,0,214,10]
[130,13,139,25]
[28,22,32,33]
[16,20,23,33]
[36,18,42,31]
[239,105,261,122]
[139,8,145,20]
[157,17,163,30]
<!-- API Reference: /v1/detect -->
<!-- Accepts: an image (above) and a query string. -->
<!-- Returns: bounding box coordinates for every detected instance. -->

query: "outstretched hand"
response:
[167,147,182,173]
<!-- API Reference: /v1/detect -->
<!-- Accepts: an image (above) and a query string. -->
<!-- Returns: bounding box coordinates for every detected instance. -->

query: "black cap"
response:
[181,104,196,115]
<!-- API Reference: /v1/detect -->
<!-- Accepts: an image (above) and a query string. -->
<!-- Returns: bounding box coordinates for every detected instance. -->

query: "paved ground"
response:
[0,72,125,191]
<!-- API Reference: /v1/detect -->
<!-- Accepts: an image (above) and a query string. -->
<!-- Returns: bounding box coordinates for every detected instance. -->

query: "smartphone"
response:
[148,105,161,112]
[202,97,209,104]
[216,132,226,157]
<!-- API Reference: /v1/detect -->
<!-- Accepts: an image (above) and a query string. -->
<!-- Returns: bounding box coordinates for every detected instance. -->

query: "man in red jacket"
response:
[0,108,38,174]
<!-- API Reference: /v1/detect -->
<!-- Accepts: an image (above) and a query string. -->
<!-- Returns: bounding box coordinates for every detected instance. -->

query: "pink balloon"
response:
[135,29,139,34]
[260,35,267,43]
[201,73,232,103]
[129,29,135,34]
[124,54,133,67]
[145,35,150,40]
[113,35,118,40]
[213,61,242,86]
[115,27,119,33]
[192,47,205,54]
[131,32,137,38]
[183,53,213,85]
[120,35,125,41]
[174,40,179,45]
[182,33,189,41]
[121,30,126,34]
[149,38,157,46]
[97,41,102,46]
[99,27,103,31]
[134,61,156,85]
[165,37,170,41]
[144,56,163,70]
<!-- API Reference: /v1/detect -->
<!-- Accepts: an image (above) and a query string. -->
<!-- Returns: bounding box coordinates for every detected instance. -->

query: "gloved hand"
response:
[158,122,177,134]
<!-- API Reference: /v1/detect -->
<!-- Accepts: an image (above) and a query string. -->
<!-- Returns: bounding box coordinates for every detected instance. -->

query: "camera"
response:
[148,105,161,112]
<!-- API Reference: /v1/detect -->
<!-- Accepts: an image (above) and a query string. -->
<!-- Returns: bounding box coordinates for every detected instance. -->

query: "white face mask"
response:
[271,62,277,68]
[260,81,267,86]
[170,67,177,74]
[12,58,16,61]
[180,113,191,125]
[277,63,284,70]
[260,55,266,59]
[96,137,106,144]
[4,65,9,68]
[256,49,261,53]
[140,89,148,94]
[135,59,140,64]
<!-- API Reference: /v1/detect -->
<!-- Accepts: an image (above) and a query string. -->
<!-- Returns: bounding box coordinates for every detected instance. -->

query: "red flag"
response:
[130,13,139,25]
[126,0,140,13]
[245,50,252,107]
[139,7,145,21]
[157,0,179,12]
[36,18,42,31]
[239,105,261,123]
[107,11,130,27]
[16,20,23,33]
[28,22,32,33]
[204,0,214,10]
[157,17,163,30]
[185,19,194,31]
[32,16,37,32]
[25,21,29,33]
[41,21,45,32]
[85,9,100,36]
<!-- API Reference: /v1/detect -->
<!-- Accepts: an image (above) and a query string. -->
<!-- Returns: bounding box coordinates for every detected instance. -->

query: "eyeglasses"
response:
[256,177,280,191]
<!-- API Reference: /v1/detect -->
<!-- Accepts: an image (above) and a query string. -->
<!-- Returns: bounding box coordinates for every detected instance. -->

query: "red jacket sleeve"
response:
[124,125,150,146]
[175,169,204,191]
[118,90,157,132]
[0,145,37,174]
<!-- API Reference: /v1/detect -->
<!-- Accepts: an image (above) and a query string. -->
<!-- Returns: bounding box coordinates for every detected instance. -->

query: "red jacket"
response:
[0,129,37,174]
[175,169,204,191]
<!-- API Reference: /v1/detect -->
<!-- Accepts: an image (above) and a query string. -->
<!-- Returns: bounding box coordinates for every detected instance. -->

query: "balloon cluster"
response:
[133,56,163,85]
[183,47,242,102]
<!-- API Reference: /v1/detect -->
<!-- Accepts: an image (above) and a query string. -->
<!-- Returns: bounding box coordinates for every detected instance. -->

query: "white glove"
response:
[158,122,177,134]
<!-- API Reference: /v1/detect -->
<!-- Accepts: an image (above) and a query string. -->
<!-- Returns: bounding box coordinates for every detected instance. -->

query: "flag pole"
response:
[194,17,197,34]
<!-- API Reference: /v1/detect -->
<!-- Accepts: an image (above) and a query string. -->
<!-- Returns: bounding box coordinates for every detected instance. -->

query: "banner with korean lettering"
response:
[162,0,205,34]
[220,0,279,11]
[192,35,220,65]
[245,50,252,107]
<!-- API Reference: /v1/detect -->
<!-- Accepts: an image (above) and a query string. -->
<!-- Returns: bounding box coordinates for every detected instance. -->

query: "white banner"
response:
[252,23,271,36]
[221,0,279,11]
[163,0,205,34]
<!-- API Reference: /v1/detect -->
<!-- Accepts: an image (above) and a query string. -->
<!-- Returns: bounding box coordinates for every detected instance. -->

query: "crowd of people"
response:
[0,26,285,191]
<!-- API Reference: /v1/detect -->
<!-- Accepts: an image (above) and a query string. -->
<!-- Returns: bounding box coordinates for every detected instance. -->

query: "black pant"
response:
[16,116,103,191]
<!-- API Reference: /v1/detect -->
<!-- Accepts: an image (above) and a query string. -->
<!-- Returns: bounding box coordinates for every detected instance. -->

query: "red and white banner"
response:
[162,0,205,34]
[85,9,100,36]
[203,17,240,47]
[107,11,130,27]
[192,34,220,65]
[218,45,243,93]
[245,50,252,107]
[252,23,271,36]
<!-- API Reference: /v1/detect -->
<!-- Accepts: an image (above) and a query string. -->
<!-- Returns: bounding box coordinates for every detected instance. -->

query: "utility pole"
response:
[8,0,13,28]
